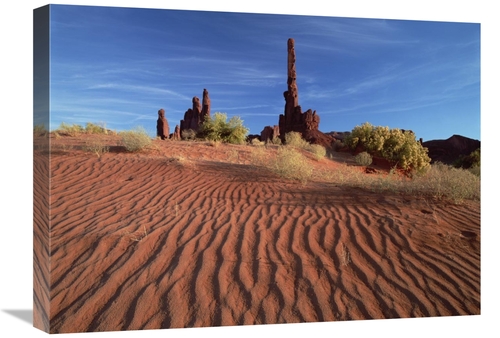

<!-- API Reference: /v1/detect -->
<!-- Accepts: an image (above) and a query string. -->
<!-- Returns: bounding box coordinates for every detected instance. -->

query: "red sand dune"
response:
[35,135,480,333]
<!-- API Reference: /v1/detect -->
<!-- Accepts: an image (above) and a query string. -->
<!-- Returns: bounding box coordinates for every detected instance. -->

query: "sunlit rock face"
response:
[156,108,170,140]
[180,88,211,133]
[278,38,333,148]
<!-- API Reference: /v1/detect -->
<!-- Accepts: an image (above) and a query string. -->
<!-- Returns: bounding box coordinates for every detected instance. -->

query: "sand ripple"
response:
[43,153,480,333]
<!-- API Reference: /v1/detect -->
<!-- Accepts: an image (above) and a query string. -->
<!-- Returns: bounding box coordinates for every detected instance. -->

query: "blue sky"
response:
[48,4,480,141]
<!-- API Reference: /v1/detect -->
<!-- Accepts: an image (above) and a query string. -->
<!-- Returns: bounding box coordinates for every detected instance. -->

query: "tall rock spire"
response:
[284,38,299,119]
[279,38,320,139]
[201,88,211,123]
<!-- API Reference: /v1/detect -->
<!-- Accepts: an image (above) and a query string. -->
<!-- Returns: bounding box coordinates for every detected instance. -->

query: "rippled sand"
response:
[34,137,480,333]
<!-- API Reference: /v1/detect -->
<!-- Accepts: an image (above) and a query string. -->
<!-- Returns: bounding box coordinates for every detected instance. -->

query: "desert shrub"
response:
[409,162,480,202]
[284,131,310,149]
[249,146,268,166]
[284,132,325,160]
[251,138,265,146]
[467,148,480,168]
[57,122,84,136]
[181,129,197,141]
[332,139,345,152]
[83,139,109,158]
[344,122,372,149]
[454,148,480,170]
[309,144,327,160]
[199,112,249,144]
[270,136,282,145]
[344,122,430,171]
[468,165,480,177]
[85,122,108,134]
[271,147,313,183]
[119,126,152,152]
[355,151,373,166]
[33,124,48,137]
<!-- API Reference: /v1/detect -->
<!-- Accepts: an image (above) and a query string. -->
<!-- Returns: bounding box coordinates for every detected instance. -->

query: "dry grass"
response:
[270,147,313,183]
[251,138,266,147]
[123,225,148,242]
[340,243,351,266]
[83,139,109,158]
[315,160,479,203]
[308,144,327,161]
[119,127,152,152]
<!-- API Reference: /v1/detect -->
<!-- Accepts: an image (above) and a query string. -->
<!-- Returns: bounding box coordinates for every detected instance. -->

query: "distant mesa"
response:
[324,131,351,141]
[180,88,211,134]
[422,134,480,164]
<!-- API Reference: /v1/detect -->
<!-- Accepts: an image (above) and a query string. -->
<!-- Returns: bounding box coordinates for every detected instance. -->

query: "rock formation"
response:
[202,88,211,121]
[180,89,211,133]
[156,108,170,140]
[279,39,321,137]
[277,38,333,148]
[171,125,181,140]
[422,135,480,165]
[260,125,280,143]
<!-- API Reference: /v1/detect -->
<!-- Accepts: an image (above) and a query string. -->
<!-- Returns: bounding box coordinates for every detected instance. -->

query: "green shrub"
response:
[355,151,373,166]
[344,122,430,171]
[199,112,249,144]
[454,148,480,170]
[119,126,152,152]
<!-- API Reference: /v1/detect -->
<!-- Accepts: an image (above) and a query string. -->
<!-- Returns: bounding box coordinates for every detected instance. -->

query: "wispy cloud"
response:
[86,83,191,100]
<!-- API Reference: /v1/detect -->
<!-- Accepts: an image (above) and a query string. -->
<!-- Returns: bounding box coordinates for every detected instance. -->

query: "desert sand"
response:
[35,134,480,333]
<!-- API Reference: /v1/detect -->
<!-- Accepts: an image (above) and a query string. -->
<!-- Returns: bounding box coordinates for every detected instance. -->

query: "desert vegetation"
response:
[45,121,479,203]
[53,121,115,137]
[268,147,314,183]
[33,124,49,137]
[344,122,431,172]
[82,139,109,158]
[453,148,480,177]
[198,112,249,145]
[354,151,373,166]
[181,129,197,141]
[119,126,152,152]
[284,131,327,160]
